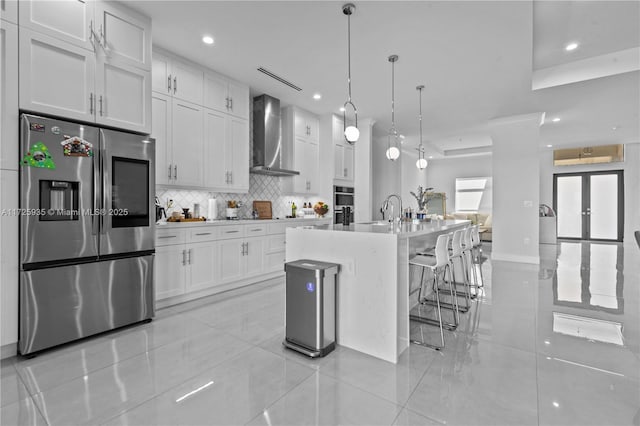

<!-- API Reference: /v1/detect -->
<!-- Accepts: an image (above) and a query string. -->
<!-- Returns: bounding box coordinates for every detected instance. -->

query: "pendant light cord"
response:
[347,13,352,102]
[391,59,395,128]
[419,86,423,148]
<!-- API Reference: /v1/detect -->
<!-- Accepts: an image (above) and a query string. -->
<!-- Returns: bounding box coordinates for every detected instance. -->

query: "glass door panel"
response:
[556,176,583,238]
[589,174,618,240]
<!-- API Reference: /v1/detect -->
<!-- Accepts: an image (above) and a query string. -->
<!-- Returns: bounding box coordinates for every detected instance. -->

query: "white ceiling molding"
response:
[532,47,640,90]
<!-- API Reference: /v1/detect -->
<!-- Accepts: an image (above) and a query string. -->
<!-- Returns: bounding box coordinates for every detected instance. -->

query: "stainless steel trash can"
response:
[283,259,339,357]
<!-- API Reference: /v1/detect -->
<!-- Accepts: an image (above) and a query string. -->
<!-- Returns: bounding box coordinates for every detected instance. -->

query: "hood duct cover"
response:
[251,94,300,176]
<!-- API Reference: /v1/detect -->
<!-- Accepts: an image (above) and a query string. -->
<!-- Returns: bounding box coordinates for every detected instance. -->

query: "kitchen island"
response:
[285,219,470,363]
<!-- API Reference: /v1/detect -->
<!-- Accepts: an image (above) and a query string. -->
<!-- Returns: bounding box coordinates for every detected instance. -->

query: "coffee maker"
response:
[155,197,166,222]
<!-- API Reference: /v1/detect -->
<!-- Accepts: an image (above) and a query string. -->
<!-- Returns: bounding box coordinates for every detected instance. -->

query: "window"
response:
[455,177,490,212]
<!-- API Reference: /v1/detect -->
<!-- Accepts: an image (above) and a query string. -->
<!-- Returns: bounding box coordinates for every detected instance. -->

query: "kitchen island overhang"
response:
[285,219,470,363]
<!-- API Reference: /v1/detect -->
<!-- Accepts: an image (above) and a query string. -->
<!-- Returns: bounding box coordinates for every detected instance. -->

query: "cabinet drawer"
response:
[218,224,245,239]
[156,228,186,246]
[244,224,267,237]
[188,227,219,243]
[266,234,285,253]
[267,222,286,235]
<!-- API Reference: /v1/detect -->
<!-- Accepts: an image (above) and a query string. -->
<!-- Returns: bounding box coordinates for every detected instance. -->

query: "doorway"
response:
[553,170,624,242]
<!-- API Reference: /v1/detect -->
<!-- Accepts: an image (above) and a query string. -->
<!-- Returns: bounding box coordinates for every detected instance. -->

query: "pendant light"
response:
[385,55,401,161]
[342,3,359,144]
[415,85,428,170]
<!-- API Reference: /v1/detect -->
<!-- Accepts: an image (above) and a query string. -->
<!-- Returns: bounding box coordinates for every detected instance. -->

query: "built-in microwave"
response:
[334,186,354,224]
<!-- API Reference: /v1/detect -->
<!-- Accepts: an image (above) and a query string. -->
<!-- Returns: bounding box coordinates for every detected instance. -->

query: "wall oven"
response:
[334,185,354,224]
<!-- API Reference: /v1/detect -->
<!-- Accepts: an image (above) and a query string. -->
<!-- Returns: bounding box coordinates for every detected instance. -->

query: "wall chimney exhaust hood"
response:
[250,95,300,176]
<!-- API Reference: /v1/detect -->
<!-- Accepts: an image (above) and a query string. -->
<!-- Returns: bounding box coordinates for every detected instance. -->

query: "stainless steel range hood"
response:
[251,94,300,176]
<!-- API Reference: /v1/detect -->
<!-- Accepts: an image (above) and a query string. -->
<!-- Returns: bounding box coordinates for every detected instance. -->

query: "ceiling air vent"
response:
[553,144,624,166]
[257,67,302,91]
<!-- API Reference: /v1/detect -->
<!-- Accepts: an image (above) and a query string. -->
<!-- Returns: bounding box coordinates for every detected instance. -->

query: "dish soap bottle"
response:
[291,202,297,218]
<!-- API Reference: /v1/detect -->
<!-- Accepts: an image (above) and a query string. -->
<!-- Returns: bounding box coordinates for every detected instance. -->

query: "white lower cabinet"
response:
[154,220,329,306]
[186,240,219,292]
[155,244,186,300]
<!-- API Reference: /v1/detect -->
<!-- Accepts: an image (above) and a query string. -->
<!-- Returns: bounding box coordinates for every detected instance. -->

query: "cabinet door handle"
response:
[158,235,177,239]
[168,74,172,93]
[344,168,347,177]
[90,93,94,114]
[174,165,178,180]
[99,95,103,116]
[174,76,177,94]
[229,171,233,184]
[188,249,192,265]
[195,232,212,236]
[250,228,262,232]
[245,242,249,255]
[225,97,229,109]
[182,249,187,266]
[241,242,245,255]
[225,230,239,234]
[229,97,233,110]
[168,165,172,180]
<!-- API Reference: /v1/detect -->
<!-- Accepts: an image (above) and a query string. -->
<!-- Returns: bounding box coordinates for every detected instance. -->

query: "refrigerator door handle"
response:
[92,149,100,235]
[100,132,107,234]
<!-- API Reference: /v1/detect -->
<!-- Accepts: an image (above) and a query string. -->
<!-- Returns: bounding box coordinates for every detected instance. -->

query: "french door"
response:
[553,171,624,242]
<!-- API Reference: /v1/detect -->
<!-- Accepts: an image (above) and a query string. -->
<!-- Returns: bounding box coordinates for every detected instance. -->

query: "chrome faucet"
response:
[382,194,403,223]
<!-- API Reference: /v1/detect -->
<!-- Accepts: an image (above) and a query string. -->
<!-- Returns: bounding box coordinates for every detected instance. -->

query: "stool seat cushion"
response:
[409,254,437,267]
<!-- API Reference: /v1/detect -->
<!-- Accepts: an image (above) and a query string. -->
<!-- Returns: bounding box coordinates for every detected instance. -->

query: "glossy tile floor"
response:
[1,241,639,425]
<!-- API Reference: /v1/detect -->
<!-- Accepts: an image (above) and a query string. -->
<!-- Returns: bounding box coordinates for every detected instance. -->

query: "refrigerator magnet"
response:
[61,136,93,157]
[21,142,56,169]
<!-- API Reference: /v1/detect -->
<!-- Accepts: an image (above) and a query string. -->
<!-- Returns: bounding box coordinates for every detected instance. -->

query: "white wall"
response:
[400,148,428,213]
[490,113,542,265]
[371,128,401,220]
[539,142,640,244]
[354,119,375,223]
[425,154,492,214]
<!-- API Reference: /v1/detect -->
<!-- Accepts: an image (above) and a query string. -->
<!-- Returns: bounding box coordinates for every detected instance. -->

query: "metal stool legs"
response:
[410,264,446,350]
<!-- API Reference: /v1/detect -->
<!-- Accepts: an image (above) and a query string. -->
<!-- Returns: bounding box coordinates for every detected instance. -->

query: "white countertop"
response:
[156,217,329,229]
[307,219,470,238]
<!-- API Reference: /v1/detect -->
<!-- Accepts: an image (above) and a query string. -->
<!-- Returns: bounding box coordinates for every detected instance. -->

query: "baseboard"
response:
[491,252,540,265]
[1,342,17,360]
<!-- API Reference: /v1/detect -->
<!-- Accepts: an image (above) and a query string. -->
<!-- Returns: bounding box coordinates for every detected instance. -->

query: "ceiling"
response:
[127,1,640,158]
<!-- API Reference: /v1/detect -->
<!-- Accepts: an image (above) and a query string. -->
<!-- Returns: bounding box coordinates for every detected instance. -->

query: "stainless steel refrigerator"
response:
[19,114,155,355]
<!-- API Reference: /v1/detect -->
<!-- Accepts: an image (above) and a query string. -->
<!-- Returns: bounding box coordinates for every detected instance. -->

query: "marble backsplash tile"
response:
[156,174,327,219]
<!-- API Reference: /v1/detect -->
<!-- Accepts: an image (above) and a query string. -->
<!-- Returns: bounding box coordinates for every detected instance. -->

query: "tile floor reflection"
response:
[1,240,639,425]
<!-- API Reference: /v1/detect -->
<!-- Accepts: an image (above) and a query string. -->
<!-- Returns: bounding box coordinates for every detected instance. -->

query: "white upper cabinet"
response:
[18,0,151,134]
[152,49,204,105]
[1,20,18,170]
[295,109,319,141]
[151,92,171,186]
[96,61,151,133]
[171,98,204,187]
[203,108,249,193]
[95,1,150,70]
[2,0,18,23]
[282,106,320,195]
[19,28,97,123]
[204,71,249,120]
[19,0,94,50]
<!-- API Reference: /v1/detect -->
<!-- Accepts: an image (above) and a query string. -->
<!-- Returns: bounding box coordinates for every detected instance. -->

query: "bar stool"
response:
[409,233,454,350]
[462,227,480,295]
[420,229,470,312]
[471,225,485,288]
[448,229,472,311]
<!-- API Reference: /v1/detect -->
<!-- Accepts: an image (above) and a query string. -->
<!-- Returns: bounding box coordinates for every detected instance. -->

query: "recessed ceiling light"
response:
[612,126,619,131]
[202,36,214,45]
[339,107,346,112]
[428,155,433,159]
[313,93,322,100]
[552,402,560,408]
[565,42,578,51]
[547,144,553,148]
[552,117,561,122]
